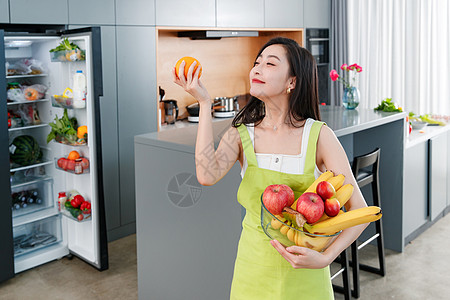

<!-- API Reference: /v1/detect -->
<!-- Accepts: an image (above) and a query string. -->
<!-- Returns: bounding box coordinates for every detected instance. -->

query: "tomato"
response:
[66,160,75,171]
[57,158,66,169]
[80,157,89,169]
[77,214,84,221]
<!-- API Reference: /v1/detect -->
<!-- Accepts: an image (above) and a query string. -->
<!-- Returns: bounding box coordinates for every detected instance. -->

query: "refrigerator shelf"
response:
[61,210,92,222]
[54,157,90,175]
[8,123,49,132]
[6,74,48,79]
[13,208,59,228]
[11,175,53,189]
[9,146,51,173]
[7,98,50,106]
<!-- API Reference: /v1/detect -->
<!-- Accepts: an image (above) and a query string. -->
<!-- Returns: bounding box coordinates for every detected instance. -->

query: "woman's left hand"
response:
[270,240,331,269]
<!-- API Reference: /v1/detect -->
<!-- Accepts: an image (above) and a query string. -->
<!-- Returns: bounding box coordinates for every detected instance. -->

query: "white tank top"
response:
[240,118,323,179]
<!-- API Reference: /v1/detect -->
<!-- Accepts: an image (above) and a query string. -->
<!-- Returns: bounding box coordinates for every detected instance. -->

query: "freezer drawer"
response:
[13,214,62,257]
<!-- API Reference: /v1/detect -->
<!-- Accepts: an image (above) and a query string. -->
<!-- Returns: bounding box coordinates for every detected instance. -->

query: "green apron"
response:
[230,121,333,300]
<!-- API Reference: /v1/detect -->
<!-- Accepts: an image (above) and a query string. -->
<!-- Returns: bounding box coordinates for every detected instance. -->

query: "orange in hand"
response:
[67,150,80,161]
[175,56,202,79]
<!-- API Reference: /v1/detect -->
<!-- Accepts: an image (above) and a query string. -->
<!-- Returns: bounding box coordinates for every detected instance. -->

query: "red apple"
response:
[296,192,324,224]
[279,184,295,207]
[316,181,336,200]
[262,184,295,215]
[324,198,341,217]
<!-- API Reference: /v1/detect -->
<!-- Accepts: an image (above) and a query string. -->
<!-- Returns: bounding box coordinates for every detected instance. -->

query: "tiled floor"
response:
[1,213,450,299]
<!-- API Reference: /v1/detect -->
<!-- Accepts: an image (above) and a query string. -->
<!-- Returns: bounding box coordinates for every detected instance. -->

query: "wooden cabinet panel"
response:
[265,0,303,28]
[155,0,215,27]
[68,0,115,25]
[10,0,68,24]
[217,0,264,28]
[116,0,155,26]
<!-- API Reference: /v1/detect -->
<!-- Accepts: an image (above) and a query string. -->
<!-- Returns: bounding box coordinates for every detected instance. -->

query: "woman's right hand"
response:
[172,60,211,106]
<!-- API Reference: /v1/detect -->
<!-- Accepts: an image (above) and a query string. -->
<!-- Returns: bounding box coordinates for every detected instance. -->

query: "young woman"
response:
[173,37,368,299]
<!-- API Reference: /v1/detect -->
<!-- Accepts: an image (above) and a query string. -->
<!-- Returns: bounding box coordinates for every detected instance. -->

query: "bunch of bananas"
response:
[270,170,382,242]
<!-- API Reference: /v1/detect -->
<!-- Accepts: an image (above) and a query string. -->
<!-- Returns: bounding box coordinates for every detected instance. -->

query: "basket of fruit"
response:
[261,171,382,252]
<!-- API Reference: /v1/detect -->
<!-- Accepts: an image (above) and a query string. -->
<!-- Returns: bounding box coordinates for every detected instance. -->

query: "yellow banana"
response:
[304,206,382,235]
[335,184,354,208]
[287,228,296,242]
[271,218,284,230]
[327,174,345,191]
[291,170,334,209]
[280,223,290,235]
[314,209,345,224]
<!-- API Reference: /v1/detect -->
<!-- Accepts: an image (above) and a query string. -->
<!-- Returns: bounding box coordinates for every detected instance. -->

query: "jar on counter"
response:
[58,192,67,211]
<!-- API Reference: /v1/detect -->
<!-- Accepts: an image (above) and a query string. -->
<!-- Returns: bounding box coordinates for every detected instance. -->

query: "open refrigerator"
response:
[0,27,108,282]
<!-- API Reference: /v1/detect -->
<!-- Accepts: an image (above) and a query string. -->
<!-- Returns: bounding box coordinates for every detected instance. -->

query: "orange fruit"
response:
[175,56,202,79]
[68,150,80,161]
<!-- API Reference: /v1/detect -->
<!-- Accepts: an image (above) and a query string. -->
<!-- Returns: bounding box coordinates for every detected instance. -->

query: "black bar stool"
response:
[350,148,386,298]
[331,248,351,300]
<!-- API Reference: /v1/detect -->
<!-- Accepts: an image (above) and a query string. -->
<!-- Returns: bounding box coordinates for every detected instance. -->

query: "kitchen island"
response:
[134,106,407,300]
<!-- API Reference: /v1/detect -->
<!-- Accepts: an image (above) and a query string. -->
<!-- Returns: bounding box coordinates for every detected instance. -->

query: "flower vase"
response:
[342,87,360,109]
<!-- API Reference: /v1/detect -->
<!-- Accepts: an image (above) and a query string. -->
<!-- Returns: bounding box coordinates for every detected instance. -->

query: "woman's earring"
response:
[287,87,291,94]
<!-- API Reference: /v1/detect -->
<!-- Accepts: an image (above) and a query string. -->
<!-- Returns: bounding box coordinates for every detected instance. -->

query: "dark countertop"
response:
[135,106,407,153]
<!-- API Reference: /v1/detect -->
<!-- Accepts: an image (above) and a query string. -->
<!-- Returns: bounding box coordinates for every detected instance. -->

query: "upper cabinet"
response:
[116,0,155,26]
[0,0,9,23]
[265,0,303,28]
[216,0,264,28]
[9,0,68,24]
[68,0,115,25]
[303,0,331,28]
[155,0,215,27]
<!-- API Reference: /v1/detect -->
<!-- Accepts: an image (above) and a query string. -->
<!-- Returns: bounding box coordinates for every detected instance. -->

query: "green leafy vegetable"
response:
[409,112,445,126]
[47,109,78,144]
[374,98,403,112]
[49,38,80,53]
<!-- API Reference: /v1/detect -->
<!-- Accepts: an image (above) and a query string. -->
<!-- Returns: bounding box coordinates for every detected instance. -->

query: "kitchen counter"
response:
[134,106,407,300]
[406,123,450,148]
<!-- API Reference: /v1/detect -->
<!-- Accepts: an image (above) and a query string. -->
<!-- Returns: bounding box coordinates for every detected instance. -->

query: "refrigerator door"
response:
[0,29,15,283]
[59,27,108,271]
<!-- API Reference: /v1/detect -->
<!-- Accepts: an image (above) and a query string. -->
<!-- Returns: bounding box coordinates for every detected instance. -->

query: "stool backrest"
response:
[352,148,381,186]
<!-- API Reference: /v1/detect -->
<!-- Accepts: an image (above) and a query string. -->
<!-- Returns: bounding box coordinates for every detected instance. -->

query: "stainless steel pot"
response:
[213,97,236,112]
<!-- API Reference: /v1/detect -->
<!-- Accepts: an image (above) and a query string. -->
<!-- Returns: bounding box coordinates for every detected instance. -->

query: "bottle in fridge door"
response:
[0,26,108,283]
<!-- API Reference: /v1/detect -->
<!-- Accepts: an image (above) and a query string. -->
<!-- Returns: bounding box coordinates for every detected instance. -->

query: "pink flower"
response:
[340,64,348,71]
[355,65,363,72]
[347,64,357,71]
[329,69,339,81]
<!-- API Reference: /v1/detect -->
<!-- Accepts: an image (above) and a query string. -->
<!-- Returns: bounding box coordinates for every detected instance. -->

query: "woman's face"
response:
[249,44,295,101]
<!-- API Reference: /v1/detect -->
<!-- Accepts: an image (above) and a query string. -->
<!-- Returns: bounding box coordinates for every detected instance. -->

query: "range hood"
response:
[178,30,259,40]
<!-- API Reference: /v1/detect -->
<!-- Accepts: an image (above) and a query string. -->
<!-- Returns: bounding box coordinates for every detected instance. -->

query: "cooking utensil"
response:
[162,99,179,124]
[213,97,235,112]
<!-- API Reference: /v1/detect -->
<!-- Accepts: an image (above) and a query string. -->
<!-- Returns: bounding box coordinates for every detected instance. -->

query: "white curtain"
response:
[347,0,450,115]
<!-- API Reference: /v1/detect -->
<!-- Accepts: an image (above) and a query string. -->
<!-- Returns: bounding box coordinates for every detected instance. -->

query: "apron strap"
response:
[237,124,258,167]
[304,121,325,174]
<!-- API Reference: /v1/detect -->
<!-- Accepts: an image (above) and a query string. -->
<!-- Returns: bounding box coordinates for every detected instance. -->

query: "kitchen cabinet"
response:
[303,0,331,29]
[115,0,155,26]
[9,0,68,24]
[155,0,215,27]
[403,141,428,238]
[68,0,115,25]
[265,0,303,28]
[0,0,9,23]
[116,26,157,231]
[216,0,264,28]
[429,132,448,221]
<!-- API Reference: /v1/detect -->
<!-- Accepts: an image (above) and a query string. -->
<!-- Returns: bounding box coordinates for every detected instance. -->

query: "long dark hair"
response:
[232,37,320,128]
